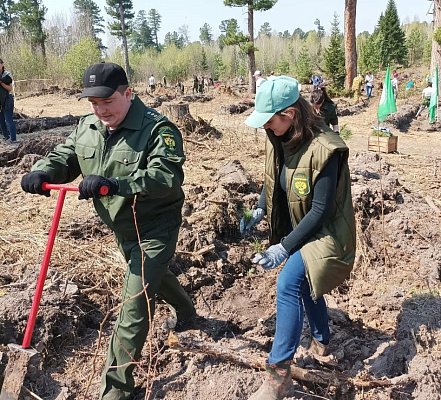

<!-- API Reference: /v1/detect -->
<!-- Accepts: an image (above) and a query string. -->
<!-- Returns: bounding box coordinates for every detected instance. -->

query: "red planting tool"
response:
[0,182,108,400]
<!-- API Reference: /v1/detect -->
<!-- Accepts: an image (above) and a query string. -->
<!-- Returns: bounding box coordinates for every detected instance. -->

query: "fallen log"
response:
[15,115,80,134]
[166,333,392,389]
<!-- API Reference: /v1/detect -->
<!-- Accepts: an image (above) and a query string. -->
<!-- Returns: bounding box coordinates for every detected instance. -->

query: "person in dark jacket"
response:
[0,59,17,142]
[20,62,196,400]
[310,87,339,134]
[240,76,355,400]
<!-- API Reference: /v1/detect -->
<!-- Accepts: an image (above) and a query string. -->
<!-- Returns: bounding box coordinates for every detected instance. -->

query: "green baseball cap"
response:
[245,76,300,128]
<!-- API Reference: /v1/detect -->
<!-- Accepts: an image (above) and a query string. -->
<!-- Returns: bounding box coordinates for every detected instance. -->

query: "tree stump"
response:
[161,102,192,125]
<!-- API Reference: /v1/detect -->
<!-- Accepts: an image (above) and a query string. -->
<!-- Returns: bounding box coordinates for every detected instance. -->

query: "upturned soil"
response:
[0,73,440,400]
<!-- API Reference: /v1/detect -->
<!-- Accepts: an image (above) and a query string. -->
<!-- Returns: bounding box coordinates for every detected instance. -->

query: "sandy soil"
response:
[0,78,440,400]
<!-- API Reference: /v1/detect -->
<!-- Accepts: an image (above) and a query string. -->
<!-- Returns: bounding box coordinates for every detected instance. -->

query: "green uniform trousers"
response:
[100,222,195,399]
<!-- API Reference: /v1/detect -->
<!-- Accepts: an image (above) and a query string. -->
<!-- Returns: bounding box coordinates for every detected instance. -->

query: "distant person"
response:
[0,58,17,143]
[415,82,433,119]
[405,79,416,91]
[365,71,374,99]
[352,73,364,103]
[268,71,276,81]
[163,75,167,88]
[148,74,156,93]
[198,76,204,93]
[253,70,267,91]
[310,87,339,134]
[238,75,245,85]
[310,74,323,89]
[193,75,198,94]
[391,74,399,100]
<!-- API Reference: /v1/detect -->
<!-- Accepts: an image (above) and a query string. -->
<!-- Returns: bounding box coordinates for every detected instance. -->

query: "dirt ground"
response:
[0,75,440,400]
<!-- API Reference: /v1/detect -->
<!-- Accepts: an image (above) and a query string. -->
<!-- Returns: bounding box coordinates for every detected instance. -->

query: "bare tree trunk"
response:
[431,0,441,92]
[119,3,131,83]
[247,4,256,94]
[344,0,357,90]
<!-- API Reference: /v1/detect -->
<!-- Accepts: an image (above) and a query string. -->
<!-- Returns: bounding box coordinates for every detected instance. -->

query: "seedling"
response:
[242,207,253,225]
[252,237,264,254]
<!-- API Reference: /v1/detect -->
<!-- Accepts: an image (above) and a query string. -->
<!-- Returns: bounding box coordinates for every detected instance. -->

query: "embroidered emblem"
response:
[292,174,310,196]
[159,127,178,156]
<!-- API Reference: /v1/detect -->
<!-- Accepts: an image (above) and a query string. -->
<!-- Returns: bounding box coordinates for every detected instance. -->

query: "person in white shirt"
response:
[148,74,156,93]
[415,82,433,118]
[365,71,374,98]
[254,70,267,91]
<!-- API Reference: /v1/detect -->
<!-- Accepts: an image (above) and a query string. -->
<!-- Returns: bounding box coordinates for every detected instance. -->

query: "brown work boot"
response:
[249,360,293,400]
[308,337,329,356]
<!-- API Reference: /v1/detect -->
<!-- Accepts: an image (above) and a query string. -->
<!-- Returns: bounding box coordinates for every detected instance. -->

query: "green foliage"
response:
[201,48,208,72]
[147,8,161,49]
[339,124,353,141]
[277,59,290,75]
[242,208,253,225]
[258,22,272,37]
[11,0,47,53]
[105,0,135,38]
[406,23,426,65]
[74,0,105,36]
[199,23,213,45]
[433,27,441,45]
[164,31,184,50]
[0,0,15,30]
[131,10,155,53]
[377,0,407,66]
[64,36,101,85]
[252,237,264,254]
[212,53,226,80]
[294,46,313,83]
[358,34,381,73]
[322,13,345,90]
[223,0,277,12]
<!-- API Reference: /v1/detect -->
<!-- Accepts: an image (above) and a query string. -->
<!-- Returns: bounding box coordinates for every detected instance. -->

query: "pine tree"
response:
[224,0,277,94]
[294,45,313,83]
[147,9,161,50]
[105,0,134,80]
[131,10,155,53]
[322,13,345,89]
[0,0,15,31]
[377,0,407,66]
[11,0,47,56]
[199,23,213,45]
[74,0,105,51]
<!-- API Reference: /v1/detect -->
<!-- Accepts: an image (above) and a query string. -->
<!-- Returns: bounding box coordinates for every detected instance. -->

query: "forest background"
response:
[0,0,436,95]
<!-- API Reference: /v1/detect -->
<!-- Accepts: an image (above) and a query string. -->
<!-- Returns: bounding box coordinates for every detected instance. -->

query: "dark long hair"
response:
[310,87,333,113]
[267,96,324,150]
[0,59,4,74]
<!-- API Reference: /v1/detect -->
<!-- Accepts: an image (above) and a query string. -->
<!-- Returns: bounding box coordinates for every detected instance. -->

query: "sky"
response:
[43,0,434,44]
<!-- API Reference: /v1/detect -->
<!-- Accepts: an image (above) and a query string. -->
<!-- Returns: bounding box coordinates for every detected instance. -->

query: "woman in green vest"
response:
[241,76,356,400]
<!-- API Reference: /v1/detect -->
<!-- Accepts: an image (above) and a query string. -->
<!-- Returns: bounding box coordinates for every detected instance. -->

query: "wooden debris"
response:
[166,333,392,389]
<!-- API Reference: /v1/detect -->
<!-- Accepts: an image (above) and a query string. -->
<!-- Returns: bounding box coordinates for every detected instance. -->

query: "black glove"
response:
[78,175,119,200]
[21,171,51,197]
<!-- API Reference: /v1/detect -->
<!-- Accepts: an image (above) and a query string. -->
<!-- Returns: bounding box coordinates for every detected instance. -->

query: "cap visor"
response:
[79,86,116,99]
[245,111,275,129]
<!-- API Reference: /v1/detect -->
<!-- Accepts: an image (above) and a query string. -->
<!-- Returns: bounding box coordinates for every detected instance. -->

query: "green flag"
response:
[429,66,438,123]
[377,66,397,122]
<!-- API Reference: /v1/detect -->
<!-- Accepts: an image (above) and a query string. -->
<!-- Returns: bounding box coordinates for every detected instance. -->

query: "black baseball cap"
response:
[79,62,128,99]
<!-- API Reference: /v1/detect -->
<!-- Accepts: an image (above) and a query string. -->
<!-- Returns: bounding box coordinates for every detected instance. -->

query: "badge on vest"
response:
[292,174,310,196]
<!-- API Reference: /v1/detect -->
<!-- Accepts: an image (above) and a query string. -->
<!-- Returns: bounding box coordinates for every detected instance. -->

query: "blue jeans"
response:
[0,94,16,141]
[268,251,330,364]
[366,85,373,98]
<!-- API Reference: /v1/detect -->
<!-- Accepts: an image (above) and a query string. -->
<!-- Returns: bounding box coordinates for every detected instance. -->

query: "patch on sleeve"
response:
[159,127,179,156]
[292,174,310,196]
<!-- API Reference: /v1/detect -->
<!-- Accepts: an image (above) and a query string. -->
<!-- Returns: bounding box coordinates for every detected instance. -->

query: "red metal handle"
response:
[21,182,107,348]
[42,182,109,195]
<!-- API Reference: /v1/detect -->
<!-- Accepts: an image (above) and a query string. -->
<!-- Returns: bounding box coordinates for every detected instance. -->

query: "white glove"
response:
[240,207,265,235]
[252,244,289,270]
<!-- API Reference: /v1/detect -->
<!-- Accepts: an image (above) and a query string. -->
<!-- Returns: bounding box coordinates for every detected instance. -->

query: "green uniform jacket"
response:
[264,128,356,299]
[32,95,185,241]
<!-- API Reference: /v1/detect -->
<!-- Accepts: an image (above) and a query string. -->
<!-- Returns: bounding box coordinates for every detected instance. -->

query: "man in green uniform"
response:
[20,62,196,399]
[352,73,364,103]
